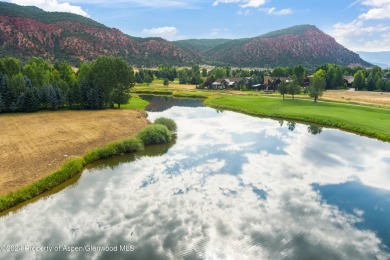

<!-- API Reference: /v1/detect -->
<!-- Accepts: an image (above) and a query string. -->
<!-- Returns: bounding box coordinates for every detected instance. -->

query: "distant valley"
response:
[357,52,390,68]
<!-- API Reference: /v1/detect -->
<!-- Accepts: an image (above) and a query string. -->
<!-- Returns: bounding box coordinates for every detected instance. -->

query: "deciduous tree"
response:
[353,70,365,91]
[308,69,326,102]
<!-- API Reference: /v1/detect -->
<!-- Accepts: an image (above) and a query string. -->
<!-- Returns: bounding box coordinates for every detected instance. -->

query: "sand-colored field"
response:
[0,110,148,196]
[322,90,390,107]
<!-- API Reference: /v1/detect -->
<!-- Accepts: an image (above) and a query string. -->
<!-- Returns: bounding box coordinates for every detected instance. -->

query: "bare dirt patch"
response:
[0,110,149,196]
[321,90,390,107]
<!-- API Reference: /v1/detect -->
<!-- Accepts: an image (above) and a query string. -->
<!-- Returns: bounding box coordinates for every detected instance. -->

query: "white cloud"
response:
[10,0,89,17]
[213,0,266,8]
[240,0,266,8]
[261,7,293,15]
[142,26,178,40]
[213,0,241,7]
[330,0,390,51]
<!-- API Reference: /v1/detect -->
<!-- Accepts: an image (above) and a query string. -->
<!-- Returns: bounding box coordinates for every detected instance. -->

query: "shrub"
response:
[154,117,177,132]
[121,138,144,153]
[137,124,172,145]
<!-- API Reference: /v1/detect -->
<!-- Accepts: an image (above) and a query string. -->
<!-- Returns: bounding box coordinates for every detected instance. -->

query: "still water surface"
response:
[1,96,390,260]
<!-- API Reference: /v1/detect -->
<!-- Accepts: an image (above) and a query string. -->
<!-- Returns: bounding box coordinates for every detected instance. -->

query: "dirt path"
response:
[0,110,149,196]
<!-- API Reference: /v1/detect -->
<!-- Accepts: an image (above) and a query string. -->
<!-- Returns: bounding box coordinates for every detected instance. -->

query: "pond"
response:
[1,96,390,260]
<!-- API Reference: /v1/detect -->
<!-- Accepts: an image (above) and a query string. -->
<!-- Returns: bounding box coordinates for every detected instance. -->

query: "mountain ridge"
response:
[0,2,371,68]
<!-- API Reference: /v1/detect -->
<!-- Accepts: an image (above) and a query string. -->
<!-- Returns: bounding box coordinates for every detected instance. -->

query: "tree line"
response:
[0,56,135,113]
[273,64,390,91]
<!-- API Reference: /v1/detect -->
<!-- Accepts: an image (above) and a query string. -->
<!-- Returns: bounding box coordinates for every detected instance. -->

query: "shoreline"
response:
[133,88,390,142]
[0,109,149,196]
[0,136,145,212]
[204,95,390,142]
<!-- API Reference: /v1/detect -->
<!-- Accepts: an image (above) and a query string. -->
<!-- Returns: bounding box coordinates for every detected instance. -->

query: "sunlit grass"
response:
[206,95,390,141]
[120,94,149,110]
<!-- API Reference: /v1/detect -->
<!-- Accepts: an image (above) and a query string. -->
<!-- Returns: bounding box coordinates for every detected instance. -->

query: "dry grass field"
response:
[321,90,390,107]
[0,110,148,196]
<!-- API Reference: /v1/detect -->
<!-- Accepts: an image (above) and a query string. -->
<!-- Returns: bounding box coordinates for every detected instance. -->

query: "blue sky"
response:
[4,0,390,52]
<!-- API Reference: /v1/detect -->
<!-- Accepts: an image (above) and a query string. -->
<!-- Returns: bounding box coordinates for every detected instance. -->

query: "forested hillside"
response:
[0,3,370,68]
[0,2,197,66]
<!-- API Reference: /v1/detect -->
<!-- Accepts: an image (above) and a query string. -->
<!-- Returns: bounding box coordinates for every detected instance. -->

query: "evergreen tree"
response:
[334,66,344,89]
[366,73,375,91]
[326,66,335,89]
[375,78,384,91]
[80,77,90,109]
[55,86,64,109]
[88,85,105,110]
[135,72,144,83]
[386,80,390,92]
[23,87,39,112]
[40,85,50,109]
[0,72,12,111]
[48,85,59,110]
[0,96,5,112]
[16,92,26,112]
[67,83,82,109]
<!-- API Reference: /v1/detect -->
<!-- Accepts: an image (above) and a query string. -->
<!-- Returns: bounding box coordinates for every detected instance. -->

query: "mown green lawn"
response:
[206,95,390,141]
[120,94,149,110]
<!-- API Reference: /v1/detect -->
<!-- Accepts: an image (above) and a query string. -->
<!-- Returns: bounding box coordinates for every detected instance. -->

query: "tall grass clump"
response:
[84,138,144,164]
[154,117,177,132]
[137,124,172,145]
[0,156,86,212]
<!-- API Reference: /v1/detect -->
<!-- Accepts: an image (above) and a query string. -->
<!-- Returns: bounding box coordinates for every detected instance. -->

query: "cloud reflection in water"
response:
[0,105,389,260]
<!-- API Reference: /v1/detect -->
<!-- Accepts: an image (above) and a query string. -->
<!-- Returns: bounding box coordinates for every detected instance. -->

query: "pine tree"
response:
[80,77,90,109]
[0,72,13,111]
[23,88,39,112]
[55,86,64,108]
[40,86,49,109]
[48,85,58,110]
[386,80,390,92]
[16,92,26,112]
[366,73,375,91]
[0,96,5,112]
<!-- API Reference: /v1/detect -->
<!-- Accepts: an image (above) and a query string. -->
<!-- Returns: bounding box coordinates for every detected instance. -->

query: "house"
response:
[302,77,311,86]
[211,77,252,90]
[343,76,354,88]
[263,76,290,91]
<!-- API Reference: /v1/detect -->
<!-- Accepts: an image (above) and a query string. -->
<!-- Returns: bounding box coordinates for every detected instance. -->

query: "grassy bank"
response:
[120,94,149,109]
[0,137,144,212]
[130,84,390,141]
[205,95,390,142]
[0,119,175,212]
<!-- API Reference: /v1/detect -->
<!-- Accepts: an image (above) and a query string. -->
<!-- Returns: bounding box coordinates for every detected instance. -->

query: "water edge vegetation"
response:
[0,119,176,212]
